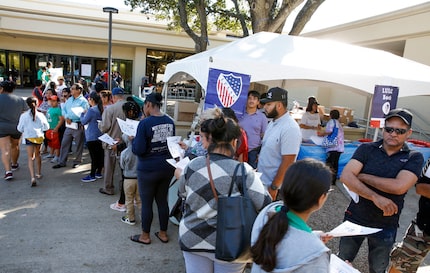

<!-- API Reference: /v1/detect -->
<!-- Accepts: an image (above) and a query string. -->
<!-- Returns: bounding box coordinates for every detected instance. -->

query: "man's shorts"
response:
[390,221,430,273]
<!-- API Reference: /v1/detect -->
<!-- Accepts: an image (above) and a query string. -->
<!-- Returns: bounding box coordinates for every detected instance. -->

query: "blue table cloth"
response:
[298,142,430,177]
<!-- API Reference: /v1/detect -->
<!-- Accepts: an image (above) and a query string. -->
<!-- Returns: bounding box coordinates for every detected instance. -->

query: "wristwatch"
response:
[270,184,279,191]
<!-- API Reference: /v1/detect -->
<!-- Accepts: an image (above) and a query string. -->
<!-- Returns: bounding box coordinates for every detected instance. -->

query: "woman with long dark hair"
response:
[80,91,104,182]
[251,159,332,273]
[178,116,271,273]
[17,97,49,186]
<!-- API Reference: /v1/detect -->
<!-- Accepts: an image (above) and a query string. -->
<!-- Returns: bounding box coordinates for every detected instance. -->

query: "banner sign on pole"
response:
[370,85,399,128]
[205,68,250,118]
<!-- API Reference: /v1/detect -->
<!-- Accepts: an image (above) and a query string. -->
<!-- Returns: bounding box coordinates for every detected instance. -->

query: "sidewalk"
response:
[0,88,428,272]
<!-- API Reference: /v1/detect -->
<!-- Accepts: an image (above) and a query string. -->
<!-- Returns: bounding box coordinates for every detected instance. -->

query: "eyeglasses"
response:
[384,127,408,135]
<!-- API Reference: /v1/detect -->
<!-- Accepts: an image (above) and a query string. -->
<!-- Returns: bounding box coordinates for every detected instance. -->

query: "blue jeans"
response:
[338,227,397,273]
[247,149,259,169]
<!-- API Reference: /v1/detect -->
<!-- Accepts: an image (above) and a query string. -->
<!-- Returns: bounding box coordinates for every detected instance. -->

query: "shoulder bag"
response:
[206,156,257,262]
[321,120,339,148]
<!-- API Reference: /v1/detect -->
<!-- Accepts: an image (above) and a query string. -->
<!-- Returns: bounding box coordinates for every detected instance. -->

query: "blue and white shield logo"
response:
[216,73,243,107]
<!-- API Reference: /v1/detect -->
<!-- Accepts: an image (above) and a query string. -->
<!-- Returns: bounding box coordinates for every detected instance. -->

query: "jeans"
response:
[247,149,259,169]
[338,227,397,273]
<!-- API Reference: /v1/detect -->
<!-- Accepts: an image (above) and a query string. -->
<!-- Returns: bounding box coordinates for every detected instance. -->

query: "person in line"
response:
[0,80,28,180]
[98,87,126,196]
[56,75,67,98]
[17,97,49,187]
[221,107,248,162]
[238,90,267,169]
[130,92,175,245]
[318,109,345,185]
[45,95,64,164]
[52,83,89,169]
[257,87,301,200]
[178,108,223,159]
[177,116,271,273]
[100,90,113,109]
[32,79,44,107]
[80,92,104,182]
[299,96,321,142]
[119,101,142,225]
[338,108,424,273]
[251,158,333,273]
[388,157,430,273]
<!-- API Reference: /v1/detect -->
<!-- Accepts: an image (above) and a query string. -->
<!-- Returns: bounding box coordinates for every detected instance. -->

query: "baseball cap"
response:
[385,108,413,126]
[57,76,64,80]
[260,87,288,103]
[112,87,124,96]
[49,95,58,101]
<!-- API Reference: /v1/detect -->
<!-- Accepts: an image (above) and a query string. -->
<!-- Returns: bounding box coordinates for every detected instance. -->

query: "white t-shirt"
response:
[300,111,320,140]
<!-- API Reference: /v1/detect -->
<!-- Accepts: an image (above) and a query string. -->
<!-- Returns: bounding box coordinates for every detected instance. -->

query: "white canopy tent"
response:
[163,32,430,98]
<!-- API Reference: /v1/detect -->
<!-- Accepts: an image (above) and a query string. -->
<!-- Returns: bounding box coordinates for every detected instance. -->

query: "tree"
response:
[125,0,325,52]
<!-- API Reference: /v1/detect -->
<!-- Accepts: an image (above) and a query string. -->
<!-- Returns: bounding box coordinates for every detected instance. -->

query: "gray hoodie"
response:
[120,134,138,179]
[251,201,330,273]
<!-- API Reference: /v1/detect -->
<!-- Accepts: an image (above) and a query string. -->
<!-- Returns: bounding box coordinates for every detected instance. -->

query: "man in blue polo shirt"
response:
[338,108,424,273]
[238,90,267,169]
[53,83,89,169]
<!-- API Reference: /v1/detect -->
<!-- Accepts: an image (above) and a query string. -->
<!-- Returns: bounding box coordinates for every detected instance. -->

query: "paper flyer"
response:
[343,184,359,203]
[325,221,382,237]
[166,157,190,170]
[71,107,85,117]
[330,254,361,273]
[117,118,139,137]
[167,136,184,159]
[65,122,78,130]
[98,133,118,146]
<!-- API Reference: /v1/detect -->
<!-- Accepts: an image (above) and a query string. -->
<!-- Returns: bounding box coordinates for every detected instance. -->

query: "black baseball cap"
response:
[261,87,288,103]
[385,108,413,126]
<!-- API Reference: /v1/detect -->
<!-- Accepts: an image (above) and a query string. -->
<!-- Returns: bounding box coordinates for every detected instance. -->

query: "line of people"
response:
[2,80,429,273]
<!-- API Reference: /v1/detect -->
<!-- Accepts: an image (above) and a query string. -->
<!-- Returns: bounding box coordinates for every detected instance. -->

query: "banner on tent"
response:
[370,85,399,128]
[205,68,250,118]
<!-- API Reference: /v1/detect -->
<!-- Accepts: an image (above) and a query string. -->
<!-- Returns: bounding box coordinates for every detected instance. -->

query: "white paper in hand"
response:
[330,254,361,273]
[343,184,359,203]
[71,107,85,117]
[326,221,382,237]
[167,136,183,159]
[98,133,118,146]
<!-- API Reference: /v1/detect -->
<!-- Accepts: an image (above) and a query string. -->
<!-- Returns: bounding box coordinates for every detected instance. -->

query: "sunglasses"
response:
[384,127,408,135]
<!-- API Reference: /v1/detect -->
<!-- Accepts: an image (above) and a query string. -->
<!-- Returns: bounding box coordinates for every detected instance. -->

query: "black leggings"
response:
[138,169,173,233]
[326,151,342,184]
[86,140,104,177]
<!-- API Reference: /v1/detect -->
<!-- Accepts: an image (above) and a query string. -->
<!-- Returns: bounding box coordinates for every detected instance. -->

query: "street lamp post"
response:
[103,7,118,91]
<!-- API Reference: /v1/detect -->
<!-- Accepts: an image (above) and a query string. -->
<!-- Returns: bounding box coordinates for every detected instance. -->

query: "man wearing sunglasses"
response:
[338,108,424,273]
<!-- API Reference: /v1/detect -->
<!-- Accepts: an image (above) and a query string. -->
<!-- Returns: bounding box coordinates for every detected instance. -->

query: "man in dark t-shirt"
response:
[338,108,424,273]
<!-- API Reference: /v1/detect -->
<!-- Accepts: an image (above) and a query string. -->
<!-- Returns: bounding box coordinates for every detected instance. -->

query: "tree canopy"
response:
[125,0,325,52]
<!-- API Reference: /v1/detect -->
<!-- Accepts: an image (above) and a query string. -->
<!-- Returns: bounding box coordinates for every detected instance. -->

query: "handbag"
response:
[206,156,257,262]
[321,120,339,148]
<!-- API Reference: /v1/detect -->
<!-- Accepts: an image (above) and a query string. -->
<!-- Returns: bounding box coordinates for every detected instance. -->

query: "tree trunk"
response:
[178,0,208,53]
[289,0,325,35]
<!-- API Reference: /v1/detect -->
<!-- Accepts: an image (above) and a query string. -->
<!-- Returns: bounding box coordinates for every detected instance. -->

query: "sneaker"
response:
[110,202,126,212]
[50,156,59,164]
[81,175,96,183]
[72,163,80,168]
[53,164,65,169]
[43,154,54,159]
[95,173,103,179]
[11,163,19,171]
[121,216,136,225]
[4,171,13,180]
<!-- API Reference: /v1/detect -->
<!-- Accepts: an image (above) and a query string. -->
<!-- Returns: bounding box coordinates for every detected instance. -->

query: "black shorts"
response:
[0,133,22,139]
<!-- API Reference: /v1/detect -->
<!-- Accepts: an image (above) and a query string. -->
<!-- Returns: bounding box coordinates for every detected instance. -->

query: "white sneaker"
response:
[50,156,59,164]
[121,216,136,225]
[110,202,126,212]
[43,154,54,160]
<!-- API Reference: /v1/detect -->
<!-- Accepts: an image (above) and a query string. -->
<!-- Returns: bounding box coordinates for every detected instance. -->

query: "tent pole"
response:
[365,95,374,139]
[162,84,168,113]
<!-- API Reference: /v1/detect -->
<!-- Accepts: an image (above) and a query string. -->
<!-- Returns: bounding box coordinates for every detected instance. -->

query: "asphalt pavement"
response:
[0,88,429,273]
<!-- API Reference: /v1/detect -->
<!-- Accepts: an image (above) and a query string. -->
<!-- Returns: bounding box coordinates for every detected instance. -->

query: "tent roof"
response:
[164,32,430,98]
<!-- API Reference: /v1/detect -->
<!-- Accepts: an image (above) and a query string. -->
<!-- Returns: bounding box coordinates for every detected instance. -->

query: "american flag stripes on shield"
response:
[205,68,250,118]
